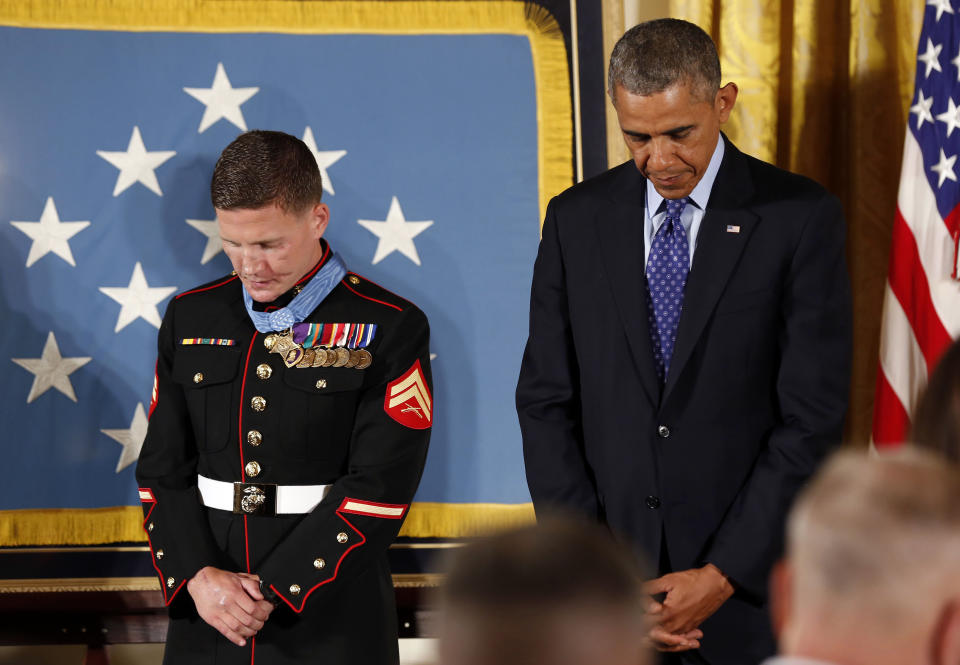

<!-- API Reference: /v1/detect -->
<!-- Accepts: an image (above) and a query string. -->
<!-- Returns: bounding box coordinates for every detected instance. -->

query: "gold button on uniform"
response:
[247,430,262,447]
[264,334,278,350]
[289,584,301,595]
[336,532,348,544]
[348,275,360,285]
[193,372,204,384]
[315,379,327,390]
[251,396,266,411]
[156,549,164,560]
[256,364,272,380]
[167,577,175,588]
[147,522,154,532]
[245,461,261,477]
[313,558,326,570]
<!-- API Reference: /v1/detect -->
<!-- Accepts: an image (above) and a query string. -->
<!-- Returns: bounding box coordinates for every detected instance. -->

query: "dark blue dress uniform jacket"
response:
[516,136,852,665]
[135,255,432,665]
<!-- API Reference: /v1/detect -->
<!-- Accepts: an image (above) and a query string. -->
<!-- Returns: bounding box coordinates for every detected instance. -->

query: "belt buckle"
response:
[232,482,278,516]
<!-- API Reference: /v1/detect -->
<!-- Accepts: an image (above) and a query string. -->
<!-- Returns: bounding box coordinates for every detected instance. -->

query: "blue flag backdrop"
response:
[0,1,572,544]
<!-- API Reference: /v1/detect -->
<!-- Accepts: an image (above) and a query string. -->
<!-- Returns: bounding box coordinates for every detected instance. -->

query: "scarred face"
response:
[218,201,329,303]
[613,81,737,199]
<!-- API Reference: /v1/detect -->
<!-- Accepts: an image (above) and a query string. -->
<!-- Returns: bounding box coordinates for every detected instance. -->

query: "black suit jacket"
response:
[516,136,851,665]
[136,259,431,665]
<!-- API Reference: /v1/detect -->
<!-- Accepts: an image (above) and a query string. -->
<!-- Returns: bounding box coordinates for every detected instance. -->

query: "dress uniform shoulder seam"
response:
[175,274,239,300]
[340,274,410,312]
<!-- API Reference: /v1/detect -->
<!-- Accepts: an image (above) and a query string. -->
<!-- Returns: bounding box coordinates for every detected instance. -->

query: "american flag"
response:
[873,0,960,446]
[0,22,544,529]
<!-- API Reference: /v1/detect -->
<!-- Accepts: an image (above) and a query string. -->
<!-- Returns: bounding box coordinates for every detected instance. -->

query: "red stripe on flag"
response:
[945,202,960,239]
[872,365,911,448]
[887,208,953,373]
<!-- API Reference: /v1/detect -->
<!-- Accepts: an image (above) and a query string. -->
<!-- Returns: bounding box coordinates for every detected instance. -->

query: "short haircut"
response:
[608,18,721,102]
[438,519,649,665]
[211,130,323,212]
[911,338,960,463]
[787,449,960,626]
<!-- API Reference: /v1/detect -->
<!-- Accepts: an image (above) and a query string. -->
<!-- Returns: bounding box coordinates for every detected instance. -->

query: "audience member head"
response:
[771,449,960,665]
[911,338,960,463]
[437,519,650,665]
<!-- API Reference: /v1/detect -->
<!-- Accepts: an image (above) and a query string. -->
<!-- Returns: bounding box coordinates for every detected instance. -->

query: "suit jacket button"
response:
[336,532,349,544]
[247,430,262,447]
[289,584,301,595]
[645,496,661,509]
[256,363,272,380]
[166,577,175,588]
[314,558,326,570]
[251,396,266,412]
[245,461,261,478]
[657,425,670,438]
[156,549,164,560]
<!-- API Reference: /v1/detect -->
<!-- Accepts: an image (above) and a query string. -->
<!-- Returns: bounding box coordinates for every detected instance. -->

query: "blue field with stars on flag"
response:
[0,27,541,510]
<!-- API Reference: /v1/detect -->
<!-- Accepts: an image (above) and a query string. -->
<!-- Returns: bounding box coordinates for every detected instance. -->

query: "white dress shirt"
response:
[643,135,725,268]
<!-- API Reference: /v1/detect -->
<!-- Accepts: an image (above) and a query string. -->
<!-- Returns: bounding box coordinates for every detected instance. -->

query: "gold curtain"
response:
[665,0,924,445]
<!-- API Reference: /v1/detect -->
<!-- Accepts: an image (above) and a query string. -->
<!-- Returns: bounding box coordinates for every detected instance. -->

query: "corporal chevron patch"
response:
[384,359,432,429]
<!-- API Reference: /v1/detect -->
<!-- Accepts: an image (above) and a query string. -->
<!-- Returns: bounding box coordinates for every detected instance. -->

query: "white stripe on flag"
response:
[877,284,928,418]
[897,132,960,335]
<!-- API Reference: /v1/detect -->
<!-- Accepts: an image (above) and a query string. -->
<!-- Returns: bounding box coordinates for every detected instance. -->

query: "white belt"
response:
[197,474,331,515]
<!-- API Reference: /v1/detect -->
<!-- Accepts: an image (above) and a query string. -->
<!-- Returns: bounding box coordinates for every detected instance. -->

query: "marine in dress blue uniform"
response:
[135,131,432,665]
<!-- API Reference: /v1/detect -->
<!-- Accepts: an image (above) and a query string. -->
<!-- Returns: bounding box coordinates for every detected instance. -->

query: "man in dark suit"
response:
[136,130,432,664]
[516,19,851,665]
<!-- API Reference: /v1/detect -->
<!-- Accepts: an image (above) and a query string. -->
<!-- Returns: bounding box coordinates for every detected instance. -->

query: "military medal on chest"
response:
[264,323,376,370]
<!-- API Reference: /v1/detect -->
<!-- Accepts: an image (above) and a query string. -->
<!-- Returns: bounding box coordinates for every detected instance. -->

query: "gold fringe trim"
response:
[0,502,535,545]
[0,573,440,592]
[399,502,535,538]
[0,0,573,219]
[0,507,147,546]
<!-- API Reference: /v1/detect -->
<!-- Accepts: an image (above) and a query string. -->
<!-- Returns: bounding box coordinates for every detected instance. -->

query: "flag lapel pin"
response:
[726,225,741,234]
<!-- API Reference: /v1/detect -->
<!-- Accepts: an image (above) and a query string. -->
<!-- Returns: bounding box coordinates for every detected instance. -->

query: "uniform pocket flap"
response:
[172,346,242,387]
[282,367,364,394]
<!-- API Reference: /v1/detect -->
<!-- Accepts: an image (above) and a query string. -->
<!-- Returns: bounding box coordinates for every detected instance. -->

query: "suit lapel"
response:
[594,165,661,407]
[662,139,761,402]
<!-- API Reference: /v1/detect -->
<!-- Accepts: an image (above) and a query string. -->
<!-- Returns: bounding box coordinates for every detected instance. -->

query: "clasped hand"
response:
[187,566,275,647]
[643,563,734,653]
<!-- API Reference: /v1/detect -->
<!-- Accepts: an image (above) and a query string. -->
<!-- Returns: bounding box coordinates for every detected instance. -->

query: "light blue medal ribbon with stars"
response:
[242,253,348,333]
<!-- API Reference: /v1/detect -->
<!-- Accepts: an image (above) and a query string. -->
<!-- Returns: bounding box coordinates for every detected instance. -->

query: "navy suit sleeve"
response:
[705,192,852,598]
[516,198,600,521]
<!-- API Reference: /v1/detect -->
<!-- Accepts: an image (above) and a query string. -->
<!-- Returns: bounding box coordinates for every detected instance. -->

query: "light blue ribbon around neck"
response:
[242,253,347,333]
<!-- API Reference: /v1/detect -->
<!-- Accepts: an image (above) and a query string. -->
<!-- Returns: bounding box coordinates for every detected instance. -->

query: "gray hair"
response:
[608,18,720,102]
[788,449,960,626]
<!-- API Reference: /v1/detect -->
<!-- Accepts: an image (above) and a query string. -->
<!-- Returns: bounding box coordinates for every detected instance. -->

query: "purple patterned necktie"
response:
[646,197,689,382]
